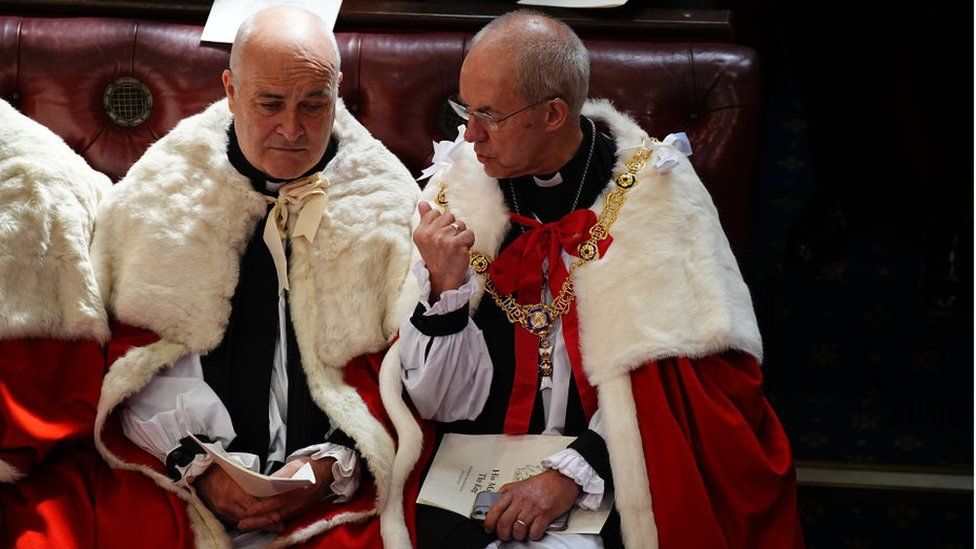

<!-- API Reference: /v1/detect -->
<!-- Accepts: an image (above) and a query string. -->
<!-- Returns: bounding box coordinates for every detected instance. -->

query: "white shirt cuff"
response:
[174,454,213,488]
[288,443,361,502]
[412,261,478,314]
[541,448,605,511]
[180,450,260,487]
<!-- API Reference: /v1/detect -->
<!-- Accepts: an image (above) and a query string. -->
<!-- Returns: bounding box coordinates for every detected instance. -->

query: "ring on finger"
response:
[515,518,529,527]
[449,222,461,234]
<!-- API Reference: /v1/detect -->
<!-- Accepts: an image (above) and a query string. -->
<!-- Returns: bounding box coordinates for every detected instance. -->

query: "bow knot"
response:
[489,209,611,296]
[262,173,330,295]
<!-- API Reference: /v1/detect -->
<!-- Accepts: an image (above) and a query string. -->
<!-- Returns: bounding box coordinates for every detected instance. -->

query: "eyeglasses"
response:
[448,94,556,132]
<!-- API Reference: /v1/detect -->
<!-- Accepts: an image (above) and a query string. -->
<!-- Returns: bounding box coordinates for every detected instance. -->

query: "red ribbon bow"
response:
[488,208,610,435]
[488,209,612,297]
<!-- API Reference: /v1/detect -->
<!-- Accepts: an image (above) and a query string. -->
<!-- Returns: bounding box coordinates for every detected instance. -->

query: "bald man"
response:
[381,10,804,549]
[82,6,417,547]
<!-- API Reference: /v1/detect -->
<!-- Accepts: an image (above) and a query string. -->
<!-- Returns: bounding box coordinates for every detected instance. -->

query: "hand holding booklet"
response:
[188,433,315,498]
[417,433,613,535]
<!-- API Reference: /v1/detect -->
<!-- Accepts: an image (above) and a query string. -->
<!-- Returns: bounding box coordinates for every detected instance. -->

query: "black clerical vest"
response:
[441,118,616,439]
[200,124,347,471]
[415,118,624,549]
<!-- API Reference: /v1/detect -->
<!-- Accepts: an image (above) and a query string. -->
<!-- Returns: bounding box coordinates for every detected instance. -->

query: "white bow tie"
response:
[261,172,329,295]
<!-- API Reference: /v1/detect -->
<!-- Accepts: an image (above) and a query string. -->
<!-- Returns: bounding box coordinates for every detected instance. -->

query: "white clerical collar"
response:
[265,180,286,192]
[532,172,563,187]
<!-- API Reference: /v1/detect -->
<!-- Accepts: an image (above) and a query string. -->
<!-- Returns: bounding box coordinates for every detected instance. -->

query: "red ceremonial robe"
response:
[42,98,420,548]
[0,340,104,481]
[0,96,113,543]
[0,96,112,485]
[1,324,412,548]
[377,99,804,548]
[0,341,106,548]
[627,352,803,548]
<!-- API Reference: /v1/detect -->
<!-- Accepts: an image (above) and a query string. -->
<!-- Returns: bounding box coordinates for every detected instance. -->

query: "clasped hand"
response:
[484,468,581,542]
[196,457,335,533]
[414,201,475,300]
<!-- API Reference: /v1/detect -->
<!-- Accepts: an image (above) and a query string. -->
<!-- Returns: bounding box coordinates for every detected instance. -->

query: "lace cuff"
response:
[174,454,212,489]
[179,450,260,488]
[288,443,361,502]
[541,448,605,511]
[413,261,478,314]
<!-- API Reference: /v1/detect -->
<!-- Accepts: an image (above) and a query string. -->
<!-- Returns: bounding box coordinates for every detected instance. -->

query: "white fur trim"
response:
[92,98,418,546]
[378,340,422,548]
[90,99,261,352]
[576,99,762,383]
[0,458,24,483]
[185,501,234,549]
[0,99,111,342]
[427,98,762,381]
[599,374,658,548]
[269,510,376,548]
[307,366,394,506]
[385,99,762,547]
[94,340,231,548]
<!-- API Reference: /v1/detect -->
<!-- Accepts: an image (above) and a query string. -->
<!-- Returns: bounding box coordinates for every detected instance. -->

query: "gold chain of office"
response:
[435,137,659,340]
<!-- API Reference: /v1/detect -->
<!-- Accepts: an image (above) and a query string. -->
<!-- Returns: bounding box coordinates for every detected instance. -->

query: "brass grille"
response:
[103,77,153,127]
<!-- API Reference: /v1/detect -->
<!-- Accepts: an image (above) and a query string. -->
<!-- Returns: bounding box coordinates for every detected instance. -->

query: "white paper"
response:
[516,0,627,7]
[201,0,343,44]
[417,433,613,535]
[188,433,315,497]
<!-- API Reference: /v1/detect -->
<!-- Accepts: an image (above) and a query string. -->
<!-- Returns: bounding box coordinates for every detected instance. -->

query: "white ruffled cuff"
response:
[412,260,478,314]
[541,448,605,511]
[174,454,213,489]
[180,450,260,487]
[287,443,361,502]
[120,366,238,464]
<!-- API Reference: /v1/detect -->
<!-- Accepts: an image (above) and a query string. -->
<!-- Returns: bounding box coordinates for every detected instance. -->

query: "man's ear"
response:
[222,69,236,112]
[544,98,570,133]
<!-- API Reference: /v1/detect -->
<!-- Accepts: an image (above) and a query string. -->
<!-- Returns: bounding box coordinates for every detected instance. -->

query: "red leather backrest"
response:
[0,16,759,256]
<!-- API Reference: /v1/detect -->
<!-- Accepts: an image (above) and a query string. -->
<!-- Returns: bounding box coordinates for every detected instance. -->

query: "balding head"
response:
[470,10,589,118]
[222,6,343,180]
[230,6,340,93]
[457,10,589,179]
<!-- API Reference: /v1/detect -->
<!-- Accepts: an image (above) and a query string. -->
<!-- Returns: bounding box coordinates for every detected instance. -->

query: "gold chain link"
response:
[440,138,657,338]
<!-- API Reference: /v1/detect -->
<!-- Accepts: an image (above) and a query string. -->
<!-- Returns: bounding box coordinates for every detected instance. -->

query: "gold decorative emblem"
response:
[578,241,599,261]
[469,252,490,274]
[526,306,554,336]
[615,172,636,189]
[538,342,554,378]
[435,135,655,389]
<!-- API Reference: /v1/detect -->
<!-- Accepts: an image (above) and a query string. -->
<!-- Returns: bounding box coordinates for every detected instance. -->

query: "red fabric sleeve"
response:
[632,352,805,549]
[0,323,196,547]
[1,326,406,548]
[0,442,198,549]
[0,338,105,475]
[0,445,99,548]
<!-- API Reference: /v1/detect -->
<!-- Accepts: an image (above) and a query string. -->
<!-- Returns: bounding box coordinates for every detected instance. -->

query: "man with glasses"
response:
[385,9,804,549]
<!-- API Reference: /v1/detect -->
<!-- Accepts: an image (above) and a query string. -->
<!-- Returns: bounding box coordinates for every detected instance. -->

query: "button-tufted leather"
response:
[0,15,759,258]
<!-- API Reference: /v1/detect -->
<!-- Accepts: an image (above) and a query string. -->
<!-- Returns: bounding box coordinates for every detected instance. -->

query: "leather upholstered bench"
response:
[0,15,759,257]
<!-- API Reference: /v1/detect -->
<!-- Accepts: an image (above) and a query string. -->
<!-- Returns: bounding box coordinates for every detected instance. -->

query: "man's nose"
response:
[277,110,304,142]
[463,119,487,143]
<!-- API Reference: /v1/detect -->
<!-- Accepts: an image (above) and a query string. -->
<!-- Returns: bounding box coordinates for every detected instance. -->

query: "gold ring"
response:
[515,518,529,527]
